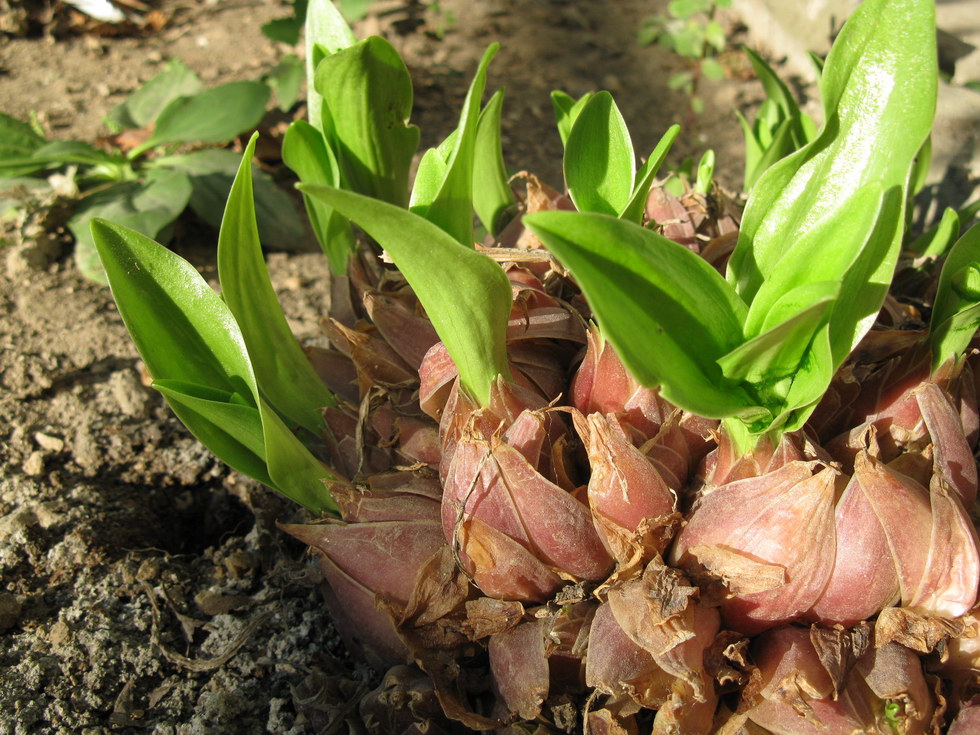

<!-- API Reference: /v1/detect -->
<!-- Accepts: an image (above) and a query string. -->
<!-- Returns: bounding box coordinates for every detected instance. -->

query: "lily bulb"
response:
[442,413,612,601]
[572,409,678,564]
[730,626,935,735]
[809,450,979,626]
[280,473,448,667]
[670,452,838,634]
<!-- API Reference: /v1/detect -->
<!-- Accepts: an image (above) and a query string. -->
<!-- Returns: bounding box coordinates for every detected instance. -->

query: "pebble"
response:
[34,432,65,453]
[22,452,45,477]
[109,370,152,418]
[47,620,71,645]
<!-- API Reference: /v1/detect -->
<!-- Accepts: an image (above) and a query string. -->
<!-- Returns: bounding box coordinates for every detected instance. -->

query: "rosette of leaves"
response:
[86,0,980,732]
[0,58,295,282]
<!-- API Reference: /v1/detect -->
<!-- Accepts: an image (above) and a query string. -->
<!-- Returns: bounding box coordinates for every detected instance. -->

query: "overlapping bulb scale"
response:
[286,180,980,734]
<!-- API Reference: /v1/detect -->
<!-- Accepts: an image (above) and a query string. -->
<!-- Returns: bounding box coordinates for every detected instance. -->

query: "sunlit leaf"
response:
[420,44,499,245]
[281,120,355,272]
[620,124,679,223]
[525,210,760,420]
[315,36,419,206]
[731,0,936,373]
[551,90,594,148]
[304,0,356,132]
[718,282,837,384]
[908,206,959,258]
[217,134,336,435]
[473,88,515,236]
[564,91,634,216]
[91,219,338,514]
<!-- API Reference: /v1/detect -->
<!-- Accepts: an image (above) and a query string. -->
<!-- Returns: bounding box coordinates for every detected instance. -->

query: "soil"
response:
[0,1,794,732]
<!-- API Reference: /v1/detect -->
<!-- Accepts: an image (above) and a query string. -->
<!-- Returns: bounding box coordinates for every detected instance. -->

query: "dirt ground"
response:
[0,1,793,732]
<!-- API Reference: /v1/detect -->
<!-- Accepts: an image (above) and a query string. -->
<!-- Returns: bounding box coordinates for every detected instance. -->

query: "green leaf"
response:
[735,109,764,190]
[419,43,499,246]
[672,24,705,59]
[0,112,47,177]
[701,56,725,80]
[154,380,272,485]
[218,134,336,435]
[705,20,726,53]
[741,183,884,338]
[731,0,937,370]
[337,0,371,22]
[564,91,635,216]
[908,206,959,258]
[930,224,980,369]
[718,282,837,384]
[262,16,304,45]
[743,117,794,191]
[154,148,303,251]
[315,36,419,206]
[91,219,338,514]
[107,59,203,131]
[409,144,450,213]
[668,71,694,90]
[909,135,932,199]
[304,0,356,134]
[551,90,594,148]
[266,54,305,111]
[807,51,826,77]
[668,0,711,20]
[281,120,355,273]
[69,168,193,283]
[140,81,270,152]
[33,141,117,167]
[301,184,513,406]
[742,46,800,123]
[619,124,679,224]
[694,149,714,195]
[742,45,813,158]
[525,210,760,420]
[473,89,515,236]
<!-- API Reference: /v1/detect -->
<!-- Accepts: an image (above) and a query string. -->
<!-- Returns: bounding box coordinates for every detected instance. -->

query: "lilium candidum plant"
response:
[92,0,980,731]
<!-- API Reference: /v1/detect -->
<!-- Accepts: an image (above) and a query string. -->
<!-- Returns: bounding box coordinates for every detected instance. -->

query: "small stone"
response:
[22,451,45,476]
[0,593,23,633]
[34,432,65,453]
[48,619,71,645]
[109,369,152,417]
[72,427,102,471]
[281,276,302,291]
